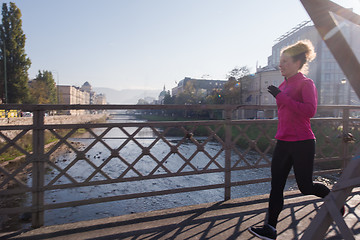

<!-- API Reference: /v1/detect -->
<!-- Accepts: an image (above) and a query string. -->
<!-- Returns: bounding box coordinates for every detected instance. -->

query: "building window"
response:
[325,62,333,70]
[324,73,332,82]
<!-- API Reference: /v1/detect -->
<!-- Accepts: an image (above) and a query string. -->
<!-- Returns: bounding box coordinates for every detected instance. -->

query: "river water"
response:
[2,115,333,231]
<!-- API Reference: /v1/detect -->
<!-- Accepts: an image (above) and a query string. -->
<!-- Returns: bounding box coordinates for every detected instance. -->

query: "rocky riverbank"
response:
[1,113,108,169]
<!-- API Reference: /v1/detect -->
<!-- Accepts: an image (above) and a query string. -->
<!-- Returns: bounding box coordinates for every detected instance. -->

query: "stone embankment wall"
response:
[0,114,108,142]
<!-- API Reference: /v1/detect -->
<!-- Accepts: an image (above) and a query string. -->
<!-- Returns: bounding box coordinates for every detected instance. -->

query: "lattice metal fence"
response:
[0,104,359,228]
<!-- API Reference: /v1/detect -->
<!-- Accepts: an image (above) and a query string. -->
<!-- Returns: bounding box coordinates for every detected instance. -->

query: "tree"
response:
[137,98,149,104]
[205,89,224,104]
[175,81,203,105]
[163,90,175,104]
[222,77,242,104]
[29,70,57,104]
[227,66,250,80]
[222,66,251,104]
[0,2,31,103]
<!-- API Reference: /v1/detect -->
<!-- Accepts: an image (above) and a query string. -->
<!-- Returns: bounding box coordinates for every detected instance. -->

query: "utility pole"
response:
[52,70,60,104]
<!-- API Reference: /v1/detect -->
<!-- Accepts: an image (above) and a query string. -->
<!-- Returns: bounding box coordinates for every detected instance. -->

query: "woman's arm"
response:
[276,80,317,118]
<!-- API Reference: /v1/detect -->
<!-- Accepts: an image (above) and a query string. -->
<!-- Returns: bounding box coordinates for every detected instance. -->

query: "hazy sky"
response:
[1,0,360,91]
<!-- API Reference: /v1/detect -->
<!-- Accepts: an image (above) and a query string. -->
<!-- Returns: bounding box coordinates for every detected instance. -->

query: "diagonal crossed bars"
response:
[0,129,32,190]
[1,104,358,229]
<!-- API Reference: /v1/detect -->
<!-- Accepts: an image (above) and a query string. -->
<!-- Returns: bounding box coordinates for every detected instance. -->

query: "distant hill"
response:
[93,87,161,104]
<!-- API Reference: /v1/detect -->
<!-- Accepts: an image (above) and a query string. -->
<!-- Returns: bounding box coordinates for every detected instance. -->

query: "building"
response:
[58,85,90,105]
[172,77,227,97]
[81,81,92,93]
[265,18,360,106]
[243,67,282,106]
[81,81,95,105]
[158,86,167,103]
[81,81,107,105]
[58,85,90,114]
[238,67,282,119]
[58,85,90,115]
[94,94,107,105]
[58,83,107,115]
[152,85,168,105]
[241,17,360,119]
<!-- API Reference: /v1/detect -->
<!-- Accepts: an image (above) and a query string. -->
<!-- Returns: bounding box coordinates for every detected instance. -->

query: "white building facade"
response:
[241,18,360,119]
[266,19,360,106]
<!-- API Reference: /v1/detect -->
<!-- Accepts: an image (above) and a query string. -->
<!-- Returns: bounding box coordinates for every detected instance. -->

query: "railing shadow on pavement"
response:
[1,188,359,240]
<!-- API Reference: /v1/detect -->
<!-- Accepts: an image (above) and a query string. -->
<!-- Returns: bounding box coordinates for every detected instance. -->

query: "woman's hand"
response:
[268,85,281,98]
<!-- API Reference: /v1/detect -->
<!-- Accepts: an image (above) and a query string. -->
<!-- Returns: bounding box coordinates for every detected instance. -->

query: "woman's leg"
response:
[293,140,330,198]
[268,141,293,228]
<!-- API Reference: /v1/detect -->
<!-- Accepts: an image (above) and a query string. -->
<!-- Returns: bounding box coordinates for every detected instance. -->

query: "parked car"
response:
[22,112,33,117]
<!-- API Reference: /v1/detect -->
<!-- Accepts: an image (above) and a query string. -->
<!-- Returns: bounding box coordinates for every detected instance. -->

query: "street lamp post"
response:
[335,78,347,105]
[3,38,7,104]
[341,78,351,105]
[56,72,59,104]
[335,78,347,117]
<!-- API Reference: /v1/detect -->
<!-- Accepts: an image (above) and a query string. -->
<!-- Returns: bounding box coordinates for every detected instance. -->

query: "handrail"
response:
[1,103,359,111]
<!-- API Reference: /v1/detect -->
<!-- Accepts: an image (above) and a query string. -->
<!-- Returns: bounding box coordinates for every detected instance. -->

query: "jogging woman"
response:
[248,40,334,240]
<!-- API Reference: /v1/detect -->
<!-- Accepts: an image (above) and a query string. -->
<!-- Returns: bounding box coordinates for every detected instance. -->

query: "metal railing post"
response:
[32,109,45,228]
[224,107,232,201]
[342,107,350,168]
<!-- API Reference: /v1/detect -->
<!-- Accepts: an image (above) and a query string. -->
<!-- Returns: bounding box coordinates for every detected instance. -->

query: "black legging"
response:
[267,139,330,228]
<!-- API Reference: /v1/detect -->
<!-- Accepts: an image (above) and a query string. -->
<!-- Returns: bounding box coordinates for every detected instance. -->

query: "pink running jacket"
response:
[274,72,317,141]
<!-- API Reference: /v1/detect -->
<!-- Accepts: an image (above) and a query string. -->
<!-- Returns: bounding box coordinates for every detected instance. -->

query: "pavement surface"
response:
[1,188,359,240]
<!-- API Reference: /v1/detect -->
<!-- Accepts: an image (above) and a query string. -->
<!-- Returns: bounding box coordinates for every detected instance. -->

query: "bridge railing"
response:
[0,104,359,228]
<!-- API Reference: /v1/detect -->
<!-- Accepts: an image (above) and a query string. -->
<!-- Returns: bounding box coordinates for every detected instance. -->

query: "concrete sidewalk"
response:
[1,188,359,240]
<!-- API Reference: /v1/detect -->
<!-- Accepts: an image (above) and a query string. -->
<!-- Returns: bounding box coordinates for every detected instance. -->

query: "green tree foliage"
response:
[223,76,242,104]
[29,70,57,104]
[137,98,150,104]
[0,2,31,103]
[223,66,251,104]
[205,89,224,104]
[227,66,250,79]
[175,81,200,104]
[205,66,251,105]
[163,90,175,104]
